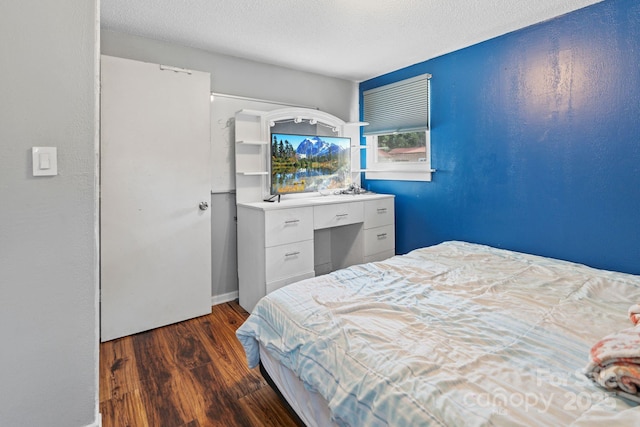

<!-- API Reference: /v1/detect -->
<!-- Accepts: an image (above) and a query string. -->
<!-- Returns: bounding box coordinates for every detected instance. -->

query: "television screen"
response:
[270,133,351,195]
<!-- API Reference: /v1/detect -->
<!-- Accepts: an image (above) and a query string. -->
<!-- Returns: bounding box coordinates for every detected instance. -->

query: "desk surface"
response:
[237,192,394,211]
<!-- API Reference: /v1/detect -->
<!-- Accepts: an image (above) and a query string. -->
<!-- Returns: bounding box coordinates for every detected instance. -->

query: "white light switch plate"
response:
[32,147,58,176]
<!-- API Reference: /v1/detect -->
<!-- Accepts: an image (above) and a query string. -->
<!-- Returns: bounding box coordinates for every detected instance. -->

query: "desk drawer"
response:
[363,224,395,256]
[364,249,395,264]
[265,207,313,247]
[265,239,314,282]
[314,201,363,230]
[266,271,315,294]
[364,198,395,229]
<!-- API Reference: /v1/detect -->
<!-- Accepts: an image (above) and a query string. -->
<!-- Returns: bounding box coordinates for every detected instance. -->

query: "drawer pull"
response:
[377,233,387,239]
[377,208,387,213]
[284,251,300,257]
[284,219,300,224]
[336,213,349,218]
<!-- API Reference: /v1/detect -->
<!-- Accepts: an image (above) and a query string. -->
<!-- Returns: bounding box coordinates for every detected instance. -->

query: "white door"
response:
[100,55,212,341]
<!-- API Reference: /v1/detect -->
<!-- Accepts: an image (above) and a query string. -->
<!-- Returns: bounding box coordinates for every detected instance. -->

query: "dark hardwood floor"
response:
[100,301,303,427]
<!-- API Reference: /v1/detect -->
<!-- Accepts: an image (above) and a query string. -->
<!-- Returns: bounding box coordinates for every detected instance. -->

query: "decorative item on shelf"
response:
[338,183,367,195]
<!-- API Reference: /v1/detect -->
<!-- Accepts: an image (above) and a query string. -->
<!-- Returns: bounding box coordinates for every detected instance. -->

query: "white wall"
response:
[101,31,359,299]
[0,1,99,426]
[101,30,359,122]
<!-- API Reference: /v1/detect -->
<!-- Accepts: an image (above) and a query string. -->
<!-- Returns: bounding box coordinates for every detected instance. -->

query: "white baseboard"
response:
[85,413,101,427]
[211,291,239,306]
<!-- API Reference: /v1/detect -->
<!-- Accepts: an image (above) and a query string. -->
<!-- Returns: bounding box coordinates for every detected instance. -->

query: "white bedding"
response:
[236,241,640,426]
[259,344,336,427]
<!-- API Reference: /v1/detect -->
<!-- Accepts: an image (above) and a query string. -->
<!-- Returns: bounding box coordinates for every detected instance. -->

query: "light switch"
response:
[40,153,51,169]
[32,147,57,176]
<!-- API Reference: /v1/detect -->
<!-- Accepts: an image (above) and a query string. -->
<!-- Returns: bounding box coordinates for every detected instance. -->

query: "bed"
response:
[236,241,640,426]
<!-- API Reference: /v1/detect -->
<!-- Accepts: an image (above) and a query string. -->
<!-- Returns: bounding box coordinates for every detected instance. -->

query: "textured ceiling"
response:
[101,0,602,82]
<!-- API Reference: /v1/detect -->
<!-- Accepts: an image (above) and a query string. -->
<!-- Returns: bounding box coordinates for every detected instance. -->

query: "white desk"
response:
[237,193,395,312]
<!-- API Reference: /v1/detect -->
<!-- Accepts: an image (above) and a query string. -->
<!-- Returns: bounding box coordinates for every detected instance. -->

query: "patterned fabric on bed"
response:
[585,304,640,398]
[236,241,640,426]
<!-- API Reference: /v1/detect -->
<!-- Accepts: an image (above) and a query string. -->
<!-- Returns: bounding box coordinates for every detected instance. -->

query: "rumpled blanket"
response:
[585,304,640,396]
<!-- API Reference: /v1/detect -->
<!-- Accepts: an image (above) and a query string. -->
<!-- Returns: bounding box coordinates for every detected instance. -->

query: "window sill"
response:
[364,169,433,182]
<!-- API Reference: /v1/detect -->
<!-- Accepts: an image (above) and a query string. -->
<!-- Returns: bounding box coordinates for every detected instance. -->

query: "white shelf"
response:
[361,168,436,173]
[237,140,269,145]
[237,171,269,176]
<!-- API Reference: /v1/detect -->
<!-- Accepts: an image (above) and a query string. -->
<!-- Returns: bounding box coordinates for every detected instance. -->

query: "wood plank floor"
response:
[100,301,303,427]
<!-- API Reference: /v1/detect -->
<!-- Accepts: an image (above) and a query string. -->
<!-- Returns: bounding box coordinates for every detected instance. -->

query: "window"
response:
[363,74,432,181]
[374,132,428,163]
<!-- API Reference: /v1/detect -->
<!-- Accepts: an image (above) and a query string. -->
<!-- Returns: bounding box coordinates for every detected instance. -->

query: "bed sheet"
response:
[236,241,640,426]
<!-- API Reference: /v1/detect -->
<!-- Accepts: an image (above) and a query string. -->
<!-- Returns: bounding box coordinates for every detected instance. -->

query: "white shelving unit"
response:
[234,110,270,203]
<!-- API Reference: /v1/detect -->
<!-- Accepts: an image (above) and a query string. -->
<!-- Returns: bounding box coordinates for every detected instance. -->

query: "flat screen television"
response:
[270,133,351,195]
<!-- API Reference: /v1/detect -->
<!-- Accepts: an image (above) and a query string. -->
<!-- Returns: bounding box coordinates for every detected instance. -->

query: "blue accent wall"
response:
[361,0,640,275]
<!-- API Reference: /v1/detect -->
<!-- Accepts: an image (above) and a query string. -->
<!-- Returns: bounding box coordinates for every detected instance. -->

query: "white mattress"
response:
[238,241,640,426]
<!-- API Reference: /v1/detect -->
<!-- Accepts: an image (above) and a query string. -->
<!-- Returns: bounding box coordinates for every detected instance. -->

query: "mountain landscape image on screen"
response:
[271,133,351,194]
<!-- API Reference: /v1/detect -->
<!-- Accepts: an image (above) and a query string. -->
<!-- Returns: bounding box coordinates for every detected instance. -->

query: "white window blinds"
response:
[363,73,431,136]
